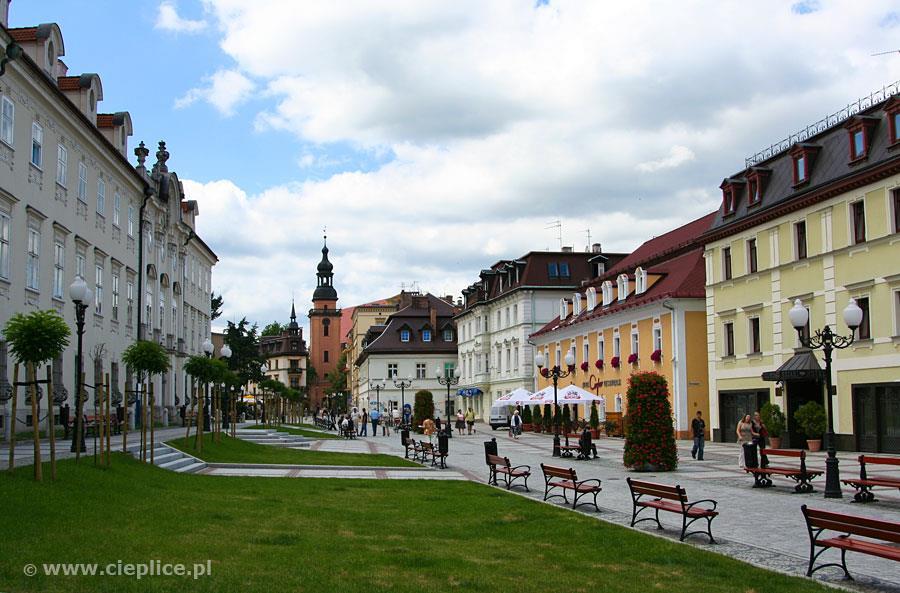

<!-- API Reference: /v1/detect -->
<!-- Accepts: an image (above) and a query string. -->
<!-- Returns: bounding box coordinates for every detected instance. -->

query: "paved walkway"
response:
[321,426,900,593]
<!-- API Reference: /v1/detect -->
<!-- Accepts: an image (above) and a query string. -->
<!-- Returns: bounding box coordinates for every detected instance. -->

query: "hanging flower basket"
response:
[610,356,620,369]
[580,361,589,372]
[595,359,604,370]
[627,353,638,365]
[650,349,662,363]
[540,367,550,378]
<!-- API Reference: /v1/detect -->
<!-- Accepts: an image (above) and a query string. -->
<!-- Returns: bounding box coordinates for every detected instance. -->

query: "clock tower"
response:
[308,236,341,409]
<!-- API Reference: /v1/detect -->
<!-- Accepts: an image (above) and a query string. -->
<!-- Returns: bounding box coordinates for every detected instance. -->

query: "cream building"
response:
[343,294,401,410]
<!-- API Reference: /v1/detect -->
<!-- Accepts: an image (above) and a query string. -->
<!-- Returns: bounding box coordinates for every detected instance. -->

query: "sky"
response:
[11,0,900,334]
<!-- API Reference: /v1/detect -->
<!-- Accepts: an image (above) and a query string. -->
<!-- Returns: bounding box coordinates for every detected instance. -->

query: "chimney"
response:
[429,303,437,330]
[592,243,602,253]
[443,295,453,304]
[0,0,9,28]
[562,246,573,253]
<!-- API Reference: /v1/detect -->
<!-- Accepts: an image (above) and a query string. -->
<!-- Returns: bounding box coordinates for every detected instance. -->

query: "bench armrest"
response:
[510,464,531,473]
[575,478,602,488]
[685,499,718,511]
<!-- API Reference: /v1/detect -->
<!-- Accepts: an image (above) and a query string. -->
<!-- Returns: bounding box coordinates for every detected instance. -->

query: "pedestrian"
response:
[370,407,380,436]
[456,409,465,435]
[360,408,368,436]
[579,426,598,458]
[423,417,436,438]
[510,409,522,439]
[691,410,706,461]
[736,414,753,468]
[465,407,475,435]
[435,415,443,435]
[752,411,769,467]
[382,409,391,436]
[351,407,360,435]
[392,406,400,429]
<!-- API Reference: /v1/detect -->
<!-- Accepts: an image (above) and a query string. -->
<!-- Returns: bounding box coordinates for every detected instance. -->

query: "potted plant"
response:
[589,401,600,438]
[759,402,786,449]
[627,353,639,365]
[521,404,533,431]
[610,356,620,369]
[623,371,678,471]
[595,359,604,370]
[580,361,589,372]
[650,349,662,363]
[532,405,542,432]
[542,403,552,433]
[795,401,826,452]
[604,419,618,437]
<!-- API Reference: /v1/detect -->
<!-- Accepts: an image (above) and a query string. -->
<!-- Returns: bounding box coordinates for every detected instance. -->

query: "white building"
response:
[0,5,216,437]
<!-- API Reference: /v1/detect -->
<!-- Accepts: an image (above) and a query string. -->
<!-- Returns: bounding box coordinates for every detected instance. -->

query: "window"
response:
[388,363,398,379]
[747,238,757,274]
[749,317,761,354]
[635,267,647,294]
[597,337,605,360]
[513,304,518,323]
[0,213,9,280]
[795,221,807,260]
[53,241,64,298]
[112,272,119,321]
[56,144,67,186]
[613,334,620,357]
[548,263,559,279]
[496,310,501,327]
[583,341,589,365]
[514,347,519,371]
[721,185,736,215]
[722,247,732,280]
[631,332,639,356]
[586,287,597,310]
[748,178,760,206]
[852,200,866,244]
[423,329,432,342]
[113,192,121,227]
[127,205,134,236]
[505,307,510,326]
[323,350,329,363]
[322,320,329,337]
[601,281,613,306]
[895,291,900,337]
[894,189,900,234]
[26,228,40,290]
[31,122,43,168]
[127,280,134,324]
[96,178,105,215]
[724,322,735,357]
[77,162,87,202]
[559,262,570,278]
[653,327,662,352]
[442,328,453,341]
[0,96,13,145]
[617,274,628,301]
[75,252,85,279]
[852,130,865,160]
[400,329,410,342]
[856,297,871,340]
[444,362,455,377]
[794,154,806,183]
[95,265,103,314]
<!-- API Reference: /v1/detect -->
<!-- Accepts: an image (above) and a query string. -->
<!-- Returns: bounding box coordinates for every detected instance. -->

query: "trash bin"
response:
[743,442,759,468]
[400,428,409,447]
[484,437,498,462]
[438,434,449,457]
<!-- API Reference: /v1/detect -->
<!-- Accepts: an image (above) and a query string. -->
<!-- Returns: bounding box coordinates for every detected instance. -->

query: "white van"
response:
[489,406,511,430]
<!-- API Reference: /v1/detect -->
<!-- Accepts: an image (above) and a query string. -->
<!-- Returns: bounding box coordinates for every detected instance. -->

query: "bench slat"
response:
[805,508,900,544]
[819,537,900,561]
[859,455,900,466]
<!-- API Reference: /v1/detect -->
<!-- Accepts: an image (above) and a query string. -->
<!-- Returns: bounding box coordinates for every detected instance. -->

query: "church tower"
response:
[308,236,341,409]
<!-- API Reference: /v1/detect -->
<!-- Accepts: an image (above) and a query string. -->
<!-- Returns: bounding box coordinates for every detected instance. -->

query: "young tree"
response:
[623,371,678,471]
[183,356,227,452]
[3,310,70,481]
[121,341,170,464]
[326,351,349,395]
[532,405,542,431]
[223,318,265,385]
[210,292,224,321]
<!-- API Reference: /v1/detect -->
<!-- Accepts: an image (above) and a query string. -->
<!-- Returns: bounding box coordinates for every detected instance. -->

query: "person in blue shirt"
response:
[370,408,381,436]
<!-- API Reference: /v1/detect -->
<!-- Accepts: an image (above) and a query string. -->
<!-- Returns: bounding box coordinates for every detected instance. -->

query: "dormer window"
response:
[573,293,582,316]
[559,298,568,321]
[422,329,432,342]
[635,267,647,294]
[886,97,900,146]
[586,286,597,311]
[548,263,559,279]
[745,167,771,207]
[719,178,744,216]
[617,274,629,301]
[845,116,878,163]
[789,144,820,187]
[601,281,613,306]
[400,329,410,342]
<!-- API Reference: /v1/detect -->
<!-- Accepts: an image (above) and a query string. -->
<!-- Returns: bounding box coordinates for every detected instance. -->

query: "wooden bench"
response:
[339,424,356,439]
[486,454,531,491]
[540,464,602,512]
[745,448,821,493]
[420,441,448,468]
[801,505,900,579]
[842,455,900,503]
[313,417,332,430]
[627,478,718,543]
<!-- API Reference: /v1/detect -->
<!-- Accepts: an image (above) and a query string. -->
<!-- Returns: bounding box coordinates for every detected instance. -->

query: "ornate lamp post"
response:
[260,362,268,424]
[201,338,214,431]
[393,375,413,428]
[535,350,575,457]
[68,277,92,453]
[788,298,863,499]
[369,380,385,413]
[435,365,460,439]
[219,343,232,429]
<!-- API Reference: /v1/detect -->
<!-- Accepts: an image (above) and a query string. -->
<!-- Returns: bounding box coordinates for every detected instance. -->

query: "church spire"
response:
[313,234,338,302]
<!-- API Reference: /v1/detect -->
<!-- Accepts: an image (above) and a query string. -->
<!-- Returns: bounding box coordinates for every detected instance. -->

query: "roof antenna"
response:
[545,219,562,250]
[584,228,592,252]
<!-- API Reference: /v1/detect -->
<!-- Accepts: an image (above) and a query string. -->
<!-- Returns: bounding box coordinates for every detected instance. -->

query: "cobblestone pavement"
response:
[333,425,900,593]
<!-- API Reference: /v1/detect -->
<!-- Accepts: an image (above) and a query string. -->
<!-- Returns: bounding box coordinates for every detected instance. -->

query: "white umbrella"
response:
[492,388,533,407]
[532,384,605,405]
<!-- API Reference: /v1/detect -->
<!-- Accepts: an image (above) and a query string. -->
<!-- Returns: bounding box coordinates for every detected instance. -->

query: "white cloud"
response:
[181,0,900,327]
[175,69,255,116]
[155,1,208,34]
[636,146,696,173]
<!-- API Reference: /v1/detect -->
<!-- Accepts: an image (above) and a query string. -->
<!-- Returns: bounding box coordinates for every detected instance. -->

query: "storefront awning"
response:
[457,388,483,397]
[762,349,825,382]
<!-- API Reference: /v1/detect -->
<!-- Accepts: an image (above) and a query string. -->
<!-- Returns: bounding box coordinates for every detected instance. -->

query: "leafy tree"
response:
[532,405,542,429]
[224,318,265,385]
[795,401,826,440]
[3,310,70,480]
[184,356,228,450]
[210,292,224,321]
[122,341,171,463]
[623,371,678,471]
[522,404,532,424]
[413,390,434,433]
[590,401,600,430]
[261,322,284,337]
[542,403,552,432]
[326,351,349,395]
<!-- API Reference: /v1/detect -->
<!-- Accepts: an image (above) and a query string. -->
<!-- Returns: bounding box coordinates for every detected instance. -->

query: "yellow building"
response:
[703,89,900,452]
[531,215,713,439]
[343,294,402,409]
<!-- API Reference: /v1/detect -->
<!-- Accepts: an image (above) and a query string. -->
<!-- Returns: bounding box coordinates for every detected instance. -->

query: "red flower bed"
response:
[610,356,620,368]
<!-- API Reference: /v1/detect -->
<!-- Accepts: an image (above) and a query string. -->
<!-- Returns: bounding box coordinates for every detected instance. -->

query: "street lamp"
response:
[535,350,575,457]
[789,298,863,499]
[68,277,92,454]
[435,365,460,439]
[369,380,385,413]
[220,344,231,430]
[201,338,214,431]
[260,362,268,424]
[393,375,413,428]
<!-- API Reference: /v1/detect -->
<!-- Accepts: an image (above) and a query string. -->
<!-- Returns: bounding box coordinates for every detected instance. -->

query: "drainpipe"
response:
[662,299,684,437]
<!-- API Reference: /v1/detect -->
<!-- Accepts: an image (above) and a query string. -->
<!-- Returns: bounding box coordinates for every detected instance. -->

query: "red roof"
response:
[96,114,115,128]
[57,76,82,91]
[8,27,39,42]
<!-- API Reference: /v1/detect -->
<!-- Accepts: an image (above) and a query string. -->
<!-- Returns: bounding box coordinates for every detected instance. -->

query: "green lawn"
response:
[0,455,832,593]
[167,433,416,467]
[242,424,341,439]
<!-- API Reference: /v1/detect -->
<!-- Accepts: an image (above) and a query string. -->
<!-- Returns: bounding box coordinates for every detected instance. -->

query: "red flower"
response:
[540,367,550,378]
[627,353,638,364]
[610,356,620,368]
[650,349,662,363]
[595,359,604,370]
[580,361,589,372]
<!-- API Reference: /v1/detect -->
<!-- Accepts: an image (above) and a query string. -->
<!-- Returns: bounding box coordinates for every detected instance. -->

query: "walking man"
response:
[691,410,705,460]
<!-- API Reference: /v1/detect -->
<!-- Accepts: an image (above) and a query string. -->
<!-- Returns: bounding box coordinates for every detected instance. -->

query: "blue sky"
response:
[9,1,900,332]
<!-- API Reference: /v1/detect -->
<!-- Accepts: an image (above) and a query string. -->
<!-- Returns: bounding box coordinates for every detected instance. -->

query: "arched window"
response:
[601,281,613,306]
[635,267,648,294]
[617,274,629,301]
[586,287,597,311]
[615,394,623,413]
[573,293,582,316]
[559,298,568,321]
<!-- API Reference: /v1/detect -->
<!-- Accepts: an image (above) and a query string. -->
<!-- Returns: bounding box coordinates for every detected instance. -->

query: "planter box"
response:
[806,439,822,452]
[522,423,532,431]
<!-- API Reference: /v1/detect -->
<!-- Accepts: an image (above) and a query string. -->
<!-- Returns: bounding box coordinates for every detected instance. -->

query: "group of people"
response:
[690,409,769,467]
